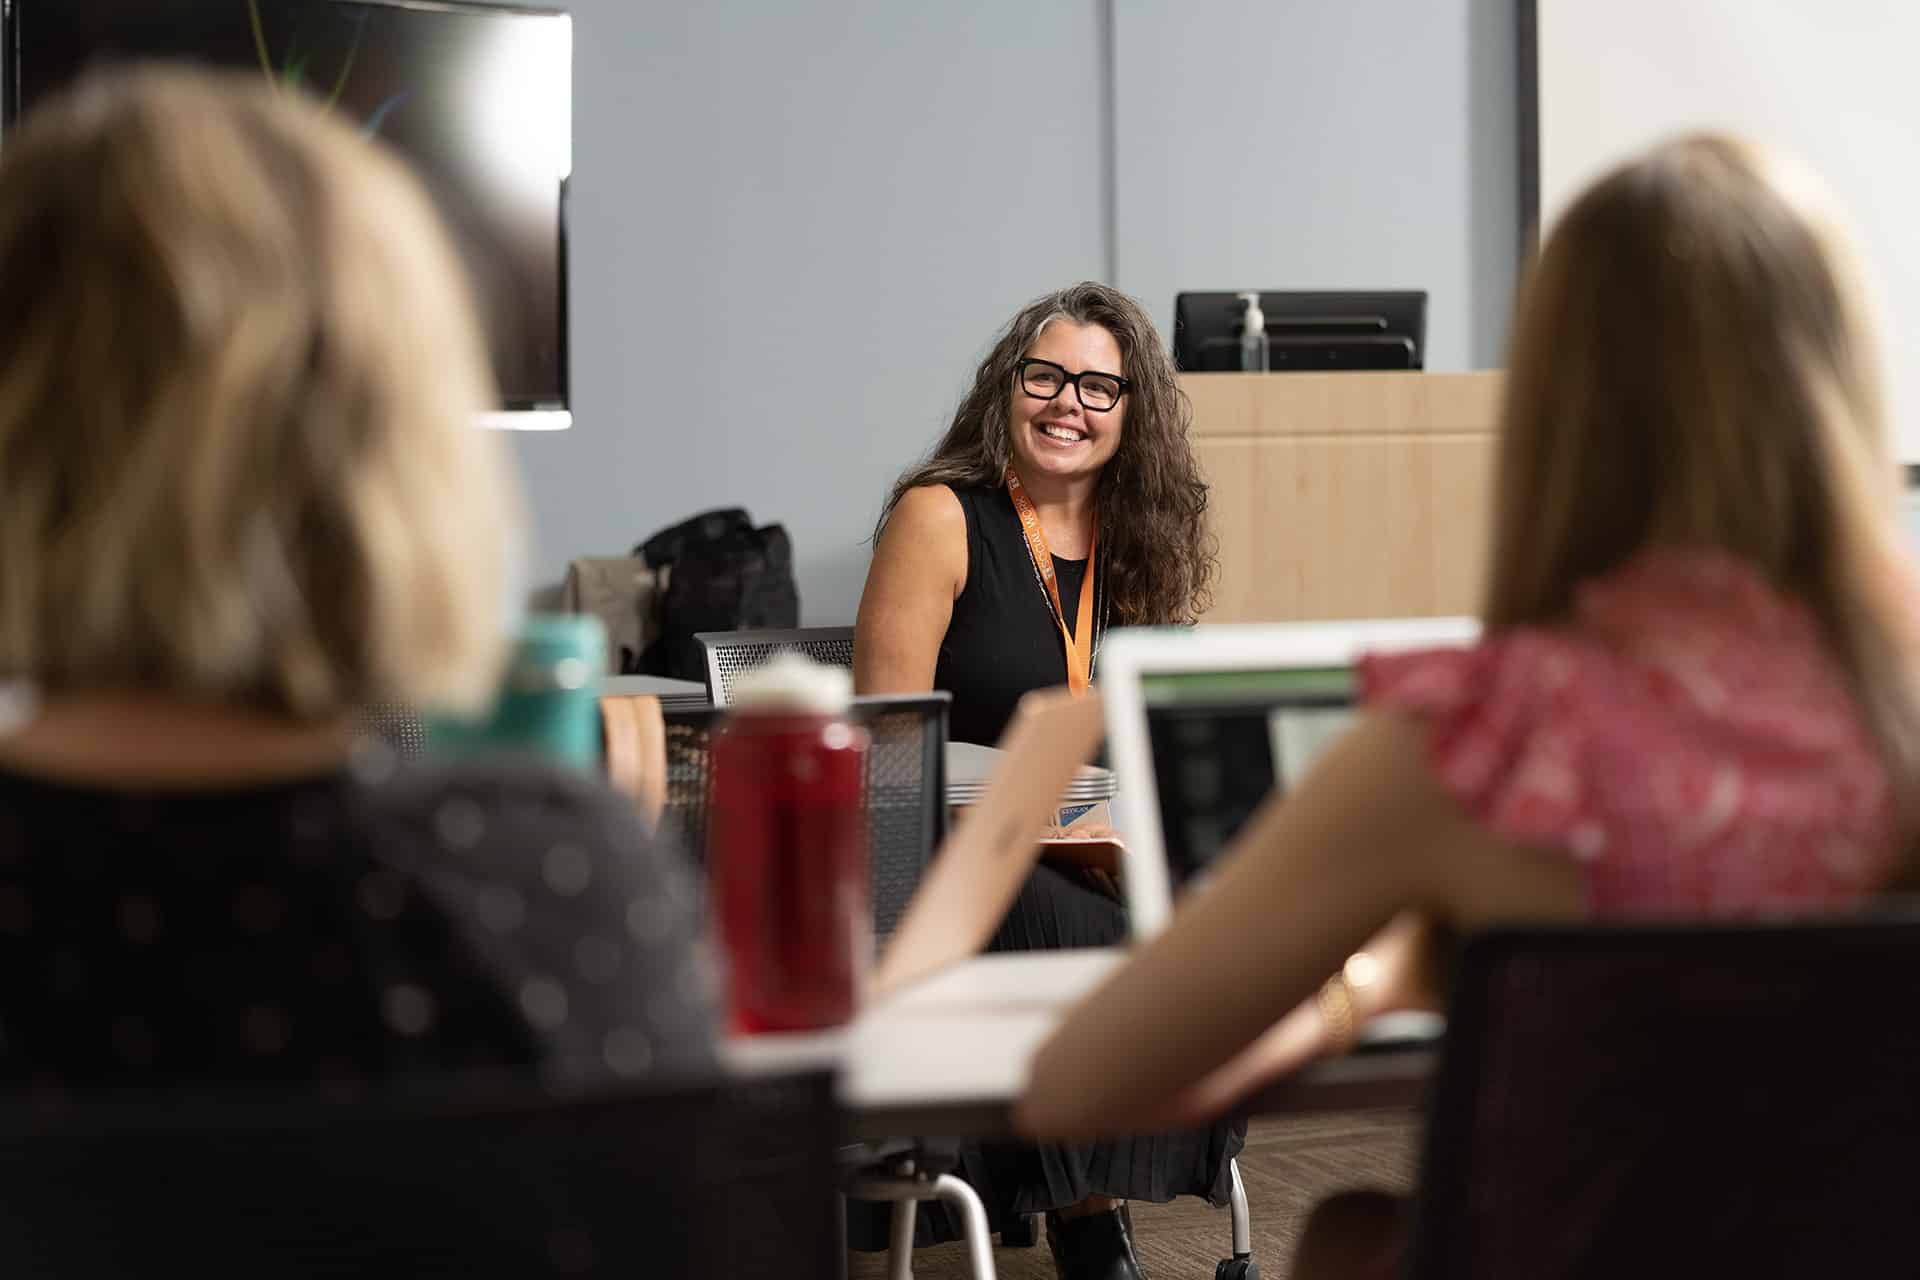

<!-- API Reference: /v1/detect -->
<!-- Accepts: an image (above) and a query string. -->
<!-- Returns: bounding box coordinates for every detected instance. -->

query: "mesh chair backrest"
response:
[1405,917,1920,1279]
[659,708,721,869]
[354,703,427,759]
[854,694,949,944]
[696,627,857,707]
[660,695,948,947]
[0,1071,839,1279]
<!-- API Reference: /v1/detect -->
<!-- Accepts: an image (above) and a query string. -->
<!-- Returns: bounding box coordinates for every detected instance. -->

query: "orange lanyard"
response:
[1005,466,1097,697]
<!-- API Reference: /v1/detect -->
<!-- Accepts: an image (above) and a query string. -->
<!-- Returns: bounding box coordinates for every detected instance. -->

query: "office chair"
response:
[658,694,1002,1277]
[839,698,996,1279]
[656,692,949,955]
[354,702,427,759]
[1403,913,1920,1278]
[0,1070,840,1279]
[696,625,857,707]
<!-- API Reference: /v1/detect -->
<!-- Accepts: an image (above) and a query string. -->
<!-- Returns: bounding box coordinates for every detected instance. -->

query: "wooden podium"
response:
[1182,371,1503,622]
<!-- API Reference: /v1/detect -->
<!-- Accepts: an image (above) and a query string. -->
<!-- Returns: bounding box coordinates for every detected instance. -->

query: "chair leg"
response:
[1229,1156,1252,1260]
[837,1192,852,1280]
[931,1173,997,1280]
[887,1198,918,1280]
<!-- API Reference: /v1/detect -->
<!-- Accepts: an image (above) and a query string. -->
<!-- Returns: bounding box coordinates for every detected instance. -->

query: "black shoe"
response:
[1045,1204,1150,1280]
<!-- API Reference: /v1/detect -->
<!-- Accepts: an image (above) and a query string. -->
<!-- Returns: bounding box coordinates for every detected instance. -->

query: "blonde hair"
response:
[0,67,520,717]
[1489,134,1920,810]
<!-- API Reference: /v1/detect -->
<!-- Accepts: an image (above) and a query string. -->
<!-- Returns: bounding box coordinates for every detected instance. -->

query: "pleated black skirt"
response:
[848,861,1248,1250]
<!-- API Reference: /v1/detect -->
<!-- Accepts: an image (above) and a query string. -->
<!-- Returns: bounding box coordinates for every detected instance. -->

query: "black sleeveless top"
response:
[933,485,1091,746]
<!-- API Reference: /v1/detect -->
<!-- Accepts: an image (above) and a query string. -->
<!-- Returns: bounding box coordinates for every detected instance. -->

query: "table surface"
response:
[601,674,708,698]
[722,949,1436,1141]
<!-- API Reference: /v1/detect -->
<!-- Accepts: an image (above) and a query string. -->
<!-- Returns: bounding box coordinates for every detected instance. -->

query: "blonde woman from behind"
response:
[0,68,713,1090]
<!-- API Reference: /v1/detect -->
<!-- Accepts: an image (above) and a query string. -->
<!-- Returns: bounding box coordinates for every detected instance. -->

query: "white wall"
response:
[1111,0,1519,371]
[508,0,1108,624]
[1537,0,1920,458]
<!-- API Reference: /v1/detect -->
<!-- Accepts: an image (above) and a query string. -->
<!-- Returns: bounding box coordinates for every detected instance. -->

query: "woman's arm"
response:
[1015,710,1584,1139]
[1118,911,1446,1132]
[854,485,968,695]
[873,689,1105,995]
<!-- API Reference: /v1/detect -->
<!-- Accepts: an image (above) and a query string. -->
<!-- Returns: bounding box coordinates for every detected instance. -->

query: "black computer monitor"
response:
[1172,291,1427,373]
[5,0,574,427]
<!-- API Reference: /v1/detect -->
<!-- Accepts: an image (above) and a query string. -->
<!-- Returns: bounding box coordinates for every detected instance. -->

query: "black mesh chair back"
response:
[853,693,950,944]
[0,1071,839,1279]
[1404,915,1920,1279]
[696,626,857,708]
[660,708,719,869]
[354,702,427,759]
[660,694,948,946]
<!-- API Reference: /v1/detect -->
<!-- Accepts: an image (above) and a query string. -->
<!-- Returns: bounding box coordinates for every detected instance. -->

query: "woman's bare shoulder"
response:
[887,483,967,538]
[879,485,968,578]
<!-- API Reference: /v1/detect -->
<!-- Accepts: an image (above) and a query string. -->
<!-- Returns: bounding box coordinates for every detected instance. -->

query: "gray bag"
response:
[560,556,665,674]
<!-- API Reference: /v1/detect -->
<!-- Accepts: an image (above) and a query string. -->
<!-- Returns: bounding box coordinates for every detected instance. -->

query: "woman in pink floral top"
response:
[1363,546,1900,916]
[1015,133,1920,1274]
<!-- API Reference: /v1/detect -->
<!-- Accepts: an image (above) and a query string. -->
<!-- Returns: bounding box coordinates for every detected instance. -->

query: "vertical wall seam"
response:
[1098,0,1119,284]
[1515,0,1540,246]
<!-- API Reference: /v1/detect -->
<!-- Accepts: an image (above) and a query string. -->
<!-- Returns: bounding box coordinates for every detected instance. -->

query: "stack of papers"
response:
[601,675,711,716]
[657,693,712,714]
[944,740,1115,808]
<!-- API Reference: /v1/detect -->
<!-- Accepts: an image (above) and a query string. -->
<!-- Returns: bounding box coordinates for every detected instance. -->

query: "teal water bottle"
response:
[426,614,607,769]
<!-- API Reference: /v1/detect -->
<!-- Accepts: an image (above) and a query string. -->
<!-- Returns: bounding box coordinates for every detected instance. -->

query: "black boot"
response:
[1045,1203,1150,1280]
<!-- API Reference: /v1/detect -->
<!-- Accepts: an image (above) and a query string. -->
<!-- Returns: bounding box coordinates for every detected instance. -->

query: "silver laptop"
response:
[1098,618,1478,939]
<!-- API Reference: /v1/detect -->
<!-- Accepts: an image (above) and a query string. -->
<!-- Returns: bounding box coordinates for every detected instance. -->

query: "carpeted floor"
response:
[846,1107,1419,1279]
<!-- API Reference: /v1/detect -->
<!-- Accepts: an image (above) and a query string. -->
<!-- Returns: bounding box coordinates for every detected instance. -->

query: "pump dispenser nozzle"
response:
[1237,292,1269,373]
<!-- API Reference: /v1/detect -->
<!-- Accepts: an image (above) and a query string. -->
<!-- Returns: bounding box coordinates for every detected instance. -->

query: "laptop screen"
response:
[1140,666,1356,889]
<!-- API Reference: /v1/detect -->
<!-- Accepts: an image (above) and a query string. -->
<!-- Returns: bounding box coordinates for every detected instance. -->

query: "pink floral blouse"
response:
[1359,551,1901,915]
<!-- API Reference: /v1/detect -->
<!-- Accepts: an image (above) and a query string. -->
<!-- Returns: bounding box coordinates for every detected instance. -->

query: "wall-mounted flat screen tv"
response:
[3,0,573,429]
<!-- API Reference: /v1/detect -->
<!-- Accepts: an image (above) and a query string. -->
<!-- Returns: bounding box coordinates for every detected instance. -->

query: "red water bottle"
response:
[709,657,870,1033]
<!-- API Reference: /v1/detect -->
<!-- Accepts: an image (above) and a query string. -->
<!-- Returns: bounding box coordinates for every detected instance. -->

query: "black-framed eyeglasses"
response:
[1016,358,1131,413]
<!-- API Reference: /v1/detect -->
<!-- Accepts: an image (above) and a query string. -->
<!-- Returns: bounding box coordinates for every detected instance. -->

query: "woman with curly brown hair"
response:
[854,282,1231,1279]
[858,280,1216,744]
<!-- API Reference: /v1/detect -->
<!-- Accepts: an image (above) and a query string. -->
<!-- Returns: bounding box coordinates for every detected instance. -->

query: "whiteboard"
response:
[1536,0,1920,458]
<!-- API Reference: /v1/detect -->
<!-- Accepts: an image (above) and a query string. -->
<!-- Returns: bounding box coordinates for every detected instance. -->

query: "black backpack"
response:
[635,508,800,682]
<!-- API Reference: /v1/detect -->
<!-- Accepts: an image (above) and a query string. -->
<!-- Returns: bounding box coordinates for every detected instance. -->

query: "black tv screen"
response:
[4,0,572,425]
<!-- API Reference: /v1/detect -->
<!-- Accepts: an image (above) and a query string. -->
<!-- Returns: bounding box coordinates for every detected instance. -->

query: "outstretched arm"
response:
[873,689,1105,995]
[1117,911,1448,1132]
[1016,710,1582,1139]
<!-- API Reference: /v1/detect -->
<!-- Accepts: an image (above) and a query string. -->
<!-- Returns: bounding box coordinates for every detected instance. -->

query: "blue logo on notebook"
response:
[1055,803,1097,827]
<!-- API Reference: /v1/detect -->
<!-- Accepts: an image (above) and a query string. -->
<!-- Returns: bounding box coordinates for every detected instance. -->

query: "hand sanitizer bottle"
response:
[1238,291,1269,373]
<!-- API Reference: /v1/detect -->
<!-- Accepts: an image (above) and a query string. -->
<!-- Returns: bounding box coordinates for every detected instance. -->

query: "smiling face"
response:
[1007,320,1127,490]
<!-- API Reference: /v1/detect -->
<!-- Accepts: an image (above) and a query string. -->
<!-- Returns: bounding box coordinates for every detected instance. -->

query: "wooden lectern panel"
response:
[1183,372,1502,622]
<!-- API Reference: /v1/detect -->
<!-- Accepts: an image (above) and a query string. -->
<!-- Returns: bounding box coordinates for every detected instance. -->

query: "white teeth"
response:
[1039,424,1084,443]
